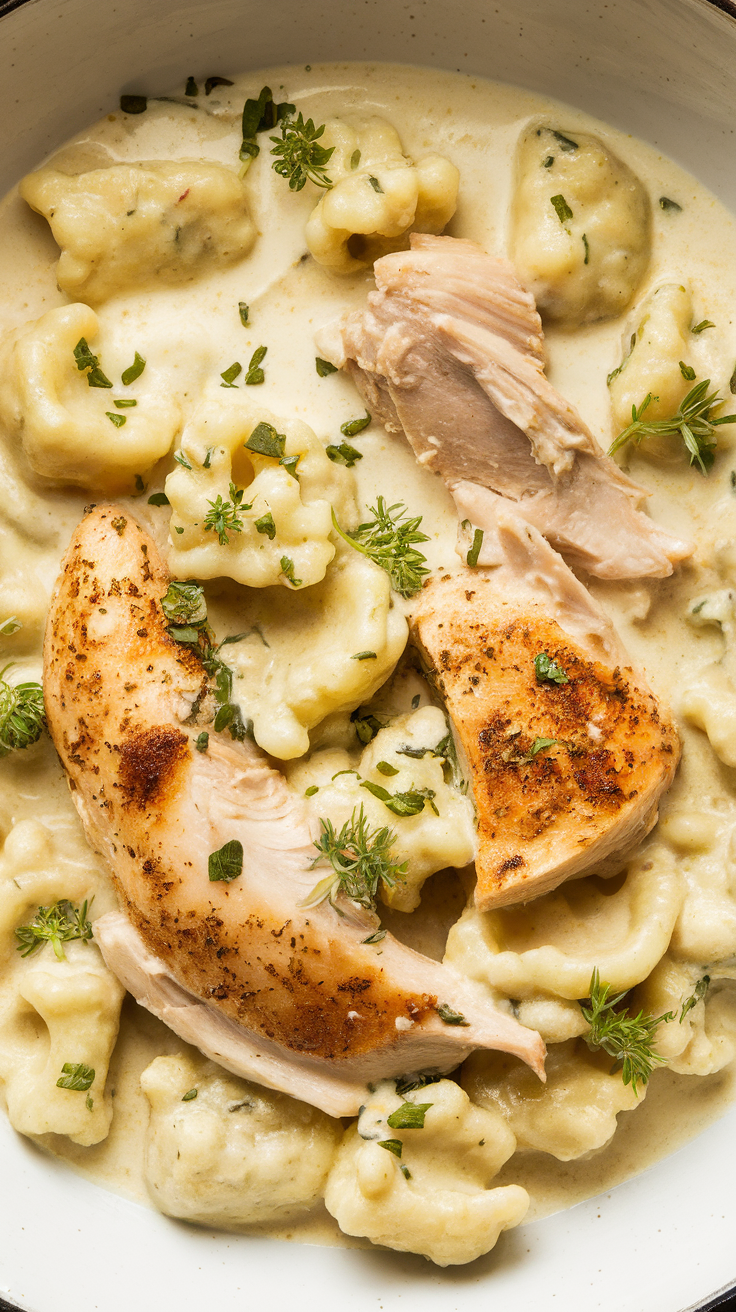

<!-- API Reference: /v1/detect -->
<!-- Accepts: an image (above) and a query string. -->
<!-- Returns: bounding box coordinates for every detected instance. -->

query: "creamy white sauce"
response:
[1,60,735,1247]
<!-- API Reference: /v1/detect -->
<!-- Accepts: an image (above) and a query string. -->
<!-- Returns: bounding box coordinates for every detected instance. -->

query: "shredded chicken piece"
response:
[316,234,691,579]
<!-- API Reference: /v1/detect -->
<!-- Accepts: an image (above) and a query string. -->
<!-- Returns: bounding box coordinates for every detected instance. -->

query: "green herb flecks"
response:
[659,196,682,213]
[0,665,45,756]
[205,76,234,96]
[270,113,334,191]
[73,337,112,388]
[161,580,208,628]
[360,779,438,817]
[387,1102,433,1130]
[582,232,590,265]
[208,838,244,883]
[238,302,249,326]
[534,652,569,685]
[106,411,126,427]
[607,332,637,388]
[280,556,302,587]
[679,975,710,1022]
[245,420,284,459]
[679,361,696,381]
[332,498,429,599]
[692,320,715,334]
[580,968,674,1095]
[352,651,377,661]
[608,379,736,475]
[340,411,371,437]
[220,361,242,387]
[255,512,276,539]
[362,929,387,944]
[15,899,92,961]
[121,352,146,385]
[56,1062,95,1091]
[161,585,250,743]
[436,1003,470,1026]
[204,484,249,545]
[326,442,362,467]
[239,86,295,169]
[182,1087,198,1101]
[466,527,484,567]
[378,1138,403,1157]
[551,129,578,151]
[173,450,193,470]
[195,732,209,753]
[351,708,387,745]
[0,617,21,636]
[301,804,406,913]
[114,398,137,409]
[244,346,267,385]
[316,356,337,376]
[395,1071,442,1096]
[550,193,573,225]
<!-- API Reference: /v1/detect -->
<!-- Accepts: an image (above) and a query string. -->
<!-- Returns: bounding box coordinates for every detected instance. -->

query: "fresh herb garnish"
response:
[195,731,209,752]
[185,76,198,97]
[508,736,561,765]
[551,129,578,151]
[204,484,248,545]
[350,149,361,169]
[550,193,573,225]
[56,1062,95,1091]
[362,929,387,944]
[205,76,234,95]
[208,838,244,883]
[395,1071,442,1096]
[15,899,92,961]
[162,584,250,740]
[679,361,696,381]
[608,380,736,475]
[0,617,21,636]
[340,412,371,437]
[245,420,285,459]
[301,804,406,913]
[280,556,302,587]
[332,498,429,599]
[220,361,242,387]
[255,512,276,539]
[326,442,362,467]
[659,196,682,213]
[679,975,710,1022]
[244,345,267,385]
[692,320,715,333]
[534,652,569,685]
[607,332,637,387]
[378,1139,403,1157]
[360,779,437,817]
[466,527,484,568]
[368,175,384,193]
[352,651,377,661]
[121,352,146,385]
[239,85,295,167]
[351,709,387,745]
[386,1102,432,1130]
[238,302,249,326]
[316,357,337,376]
[270,112,334,191]
[305,784,319,797]
[161,580,209,627]
[376,759,398,774]
[73,337,112,388]
[580,968,674,1094]
[582,232,590,265]
[436,1003,470,1026]
[173,450,193,470]
[106,411,126,427]
[114,398,137,409]
[543,155,554,168]
[0,665,45,755]
[182,1087,198,1101]
[280,454,300,480]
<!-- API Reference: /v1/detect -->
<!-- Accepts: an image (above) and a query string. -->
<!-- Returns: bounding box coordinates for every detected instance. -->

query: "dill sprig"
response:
[15,899,93,961]
[0,664,45,756]
[270,113,334,191]
[301,804,406,913]
[331,498,430,599]
[580,968,674,1095]
[608,379,736,475]
[203,483,249,546]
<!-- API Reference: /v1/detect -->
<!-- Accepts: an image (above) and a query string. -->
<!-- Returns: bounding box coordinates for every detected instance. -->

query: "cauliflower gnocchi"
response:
[511,122,651,325]
[141,1054,341,1226]
[324,1078,527,1265]
[0,304,181,493]
[20,161,256,303]
[289,705,475,909]
[165,395,353,589]
[305,116,459,273]
[609,284,694,437]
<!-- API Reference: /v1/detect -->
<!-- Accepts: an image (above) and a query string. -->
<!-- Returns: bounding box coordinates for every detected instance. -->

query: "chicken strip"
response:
[411,493,680,911]
[42,506,545,1116]
[316,234,691,579]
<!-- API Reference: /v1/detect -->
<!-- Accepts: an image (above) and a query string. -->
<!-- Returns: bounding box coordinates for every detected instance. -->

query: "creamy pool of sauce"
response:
[1,60,735,1247]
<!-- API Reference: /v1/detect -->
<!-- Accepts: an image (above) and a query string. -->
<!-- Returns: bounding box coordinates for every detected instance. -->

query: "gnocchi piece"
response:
[0,303,180,493]
[444,846,684,1000]
[667,817,736,967]
[289,706,475,910]
[20,161,256,304]
[222,546,408,760]
[165,394,354,590]
[140,1054,341,1227]
[510,122,651,326]
[514,997,588,1044]
[681,665,736,770]
[462,1038,642,1161]
[324,1078,527,1266]
[0,819,124,1146]
[630,955,736,1076]
[609,284,694,441]
[305,116,459,274]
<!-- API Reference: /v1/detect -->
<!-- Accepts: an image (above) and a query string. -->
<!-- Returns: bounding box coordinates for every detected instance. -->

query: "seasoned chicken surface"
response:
[411,495,680,910]
[42,507,545,1115]
[316,234,691,580]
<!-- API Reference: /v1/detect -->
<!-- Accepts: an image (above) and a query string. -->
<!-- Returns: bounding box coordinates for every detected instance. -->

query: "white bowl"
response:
[1,1,736,1309]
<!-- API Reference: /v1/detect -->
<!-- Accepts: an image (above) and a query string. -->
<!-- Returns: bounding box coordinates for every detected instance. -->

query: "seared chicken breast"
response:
[42,506,545,1115]
[411,495,680,910]
[316,234,691,580]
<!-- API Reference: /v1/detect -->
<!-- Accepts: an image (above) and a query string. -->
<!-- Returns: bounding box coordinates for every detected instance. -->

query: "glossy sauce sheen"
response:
[1,61,736,1241]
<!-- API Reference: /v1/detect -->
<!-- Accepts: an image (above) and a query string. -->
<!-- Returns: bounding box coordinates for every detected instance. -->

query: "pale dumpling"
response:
[305,116,459,274]
[609,283,695,441]
[20,161,256,303]
[510,122,651,325]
